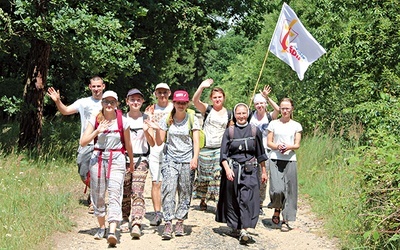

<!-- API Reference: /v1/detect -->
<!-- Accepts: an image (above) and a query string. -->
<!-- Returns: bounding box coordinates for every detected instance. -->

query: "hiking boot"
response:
[107,233,118,247]
[162,221,173,240]
[150,212,162,226]
[130,224,141,239]
[239,229,250,244]
[174,221,184,236]
[94,228,105,240]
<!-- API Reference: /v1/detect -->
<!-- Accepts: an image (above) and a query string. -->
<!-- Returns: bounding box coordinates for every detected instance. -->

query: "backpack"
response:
[83,109,125,192]
[247,110,272,123]
[199,105,233,148]
[228,124,257,147]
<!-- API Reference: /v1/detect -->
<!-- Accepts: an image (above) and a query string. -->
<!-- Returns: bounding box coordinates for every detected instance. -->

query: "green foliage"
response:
[298,134,362,248]
[0,96,22,117]
[349,133,400,249]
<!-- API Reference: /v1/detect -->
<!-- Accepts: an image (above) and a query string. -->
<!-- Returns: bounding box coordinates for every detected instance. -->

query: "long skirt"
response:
[215,161,260,229]
[193,148,221,201]
[267,159,298,222]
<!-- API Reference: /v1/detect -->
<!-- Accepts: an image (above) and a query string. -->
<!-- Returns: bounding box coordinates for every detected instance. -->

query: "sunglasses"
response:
[102,100,117,105]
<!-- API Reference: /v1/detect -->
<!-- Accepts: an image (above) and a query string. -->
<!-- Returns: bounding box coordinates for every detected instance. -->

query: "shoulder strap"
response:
[116,109,124,147]
[203,105,213,123]
[93,110,124,147]
[187,109,195,139]
[251,124,257,137]
[229,125,234,140]
[226,109,233,128]
[267,112,272,123]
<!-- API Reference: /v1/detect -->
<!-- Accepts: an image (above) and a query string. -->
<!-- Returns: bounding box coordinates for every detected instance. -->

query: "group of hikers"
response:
[47,76,302,246]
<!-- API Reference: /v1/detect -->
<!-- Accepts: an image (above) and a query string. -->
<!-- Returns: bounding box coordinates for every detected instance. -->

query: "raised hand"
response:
[47,87,61,102]
[260,85,272,97]
[200,78,214,88]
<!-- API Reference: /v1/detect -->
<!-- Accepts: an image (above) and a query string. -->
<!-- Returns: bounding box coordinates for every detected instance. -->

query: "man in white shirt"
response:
[47,76,105,213]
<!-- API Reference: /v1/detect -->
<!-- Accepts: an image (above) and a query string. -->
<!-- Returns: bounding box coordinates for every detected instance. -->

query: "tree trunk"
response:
[18,0,50,150]
[18,38,51,150]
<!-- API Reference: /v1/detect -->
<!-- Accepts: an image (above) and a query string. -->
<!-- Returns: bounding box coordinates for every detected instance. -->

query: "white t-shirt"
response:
[88,115,129,160]
[159,113,200,162]
[249,111,273,150]
[125,114,149,155]
[146,102,174,155]
[267,119,302,161]
[151,103,174,124]
[203,108,229,148]
[70,96,102,138]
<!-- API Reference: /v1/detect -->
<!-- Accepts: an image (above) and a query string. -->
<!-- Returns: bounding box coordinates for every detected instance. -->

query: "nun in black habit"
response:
[215,103,268,244]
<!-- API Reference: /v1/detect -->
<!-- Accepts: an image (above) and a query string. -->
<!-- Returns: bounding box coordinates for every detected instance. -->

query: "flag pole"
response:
[248,5,284,107]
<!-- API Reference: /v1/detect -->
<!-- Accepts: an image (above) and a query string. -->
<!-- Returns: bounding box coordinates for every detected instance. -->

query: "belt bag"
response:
[244,158,258,173]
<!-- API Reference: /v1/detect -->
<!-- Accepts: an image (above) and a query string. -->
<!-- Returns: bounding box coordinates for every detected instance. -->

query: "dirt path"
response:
[52,176,339,250]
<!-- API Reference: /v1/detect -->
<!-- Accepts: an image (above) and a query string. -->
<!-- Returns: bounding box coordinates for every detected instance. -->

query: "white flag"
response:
[269,3,326,80]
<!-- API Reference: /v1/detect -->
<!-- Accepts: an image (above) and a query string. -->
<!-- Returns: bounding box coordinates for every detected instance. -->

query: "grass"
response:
[0,119,82,250]
[297,134,362,249]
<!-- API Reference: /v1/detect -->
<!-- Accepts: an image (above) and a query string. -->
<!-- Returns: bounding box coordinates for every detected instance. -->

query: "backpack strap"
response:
[203,105,213,125]
[228,125,257,142]
[267,112,272,123]
[226,109,233,128]
[116,109,124,146]
[94,110,125,149]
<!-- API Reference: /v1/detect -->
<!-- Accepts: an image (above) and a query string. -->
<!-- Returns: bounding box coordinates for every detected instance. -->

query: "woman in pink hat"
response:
[149,90,200,240]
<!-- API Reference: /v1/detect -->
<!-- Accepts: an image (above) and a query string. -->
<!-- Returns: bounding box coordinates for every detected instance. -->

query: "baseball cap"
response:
[155,83,170,90]
[126,88,144,98]
[173,90,190,102]
[102,90,118,101]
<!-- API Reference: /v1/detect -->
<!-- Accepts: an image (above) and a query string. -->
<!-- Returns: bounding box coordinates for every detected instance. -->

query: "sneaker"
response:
[150,212,162,226]
[175,221,184,236]
[162,221,173,240]
[239,229,250,244]
[94,228,105,240]
[130,224,141,239]
[107,233,118,247]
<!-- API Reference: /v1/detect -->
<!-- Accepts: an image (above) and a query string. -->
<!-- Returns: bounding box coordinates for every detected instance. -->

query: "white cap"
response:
[155,83,170,90]
[102,90,118,101]
[253,93,266,103]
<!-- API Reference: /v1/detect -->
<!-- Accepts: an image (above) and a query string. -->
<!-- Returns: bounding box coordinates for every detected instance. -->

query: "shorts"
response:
[77,145,94,181]
[148,143,164,182]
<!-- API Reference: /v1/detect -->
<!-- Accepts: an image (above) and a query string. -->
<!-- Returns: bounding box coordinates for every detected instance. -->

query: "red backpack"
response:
[84,109,125,193]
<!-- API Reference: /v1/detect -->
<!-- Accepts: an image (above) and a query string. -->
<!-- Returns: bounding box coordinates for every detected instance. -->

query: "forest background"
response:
[0,0,399,249]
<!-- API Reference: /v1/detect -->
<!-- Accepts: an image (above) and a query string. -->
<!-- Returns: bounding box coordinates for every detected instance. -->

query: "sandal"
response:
[120,220,130,233]
[280,221,292,232]
[272,209,280,225]
[200,199,207,211]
